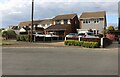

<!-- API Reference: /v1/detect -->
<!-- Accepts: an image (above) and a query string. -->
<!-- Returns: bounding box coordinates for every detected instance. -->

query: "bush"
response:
[82,41,99,48]
[2,30,16,39]
[74,41,83,46]
[64,40,75,46]
[16,35,29,41]
[16,35,20,41]
[7,30,16,36]
[64,40,100,48]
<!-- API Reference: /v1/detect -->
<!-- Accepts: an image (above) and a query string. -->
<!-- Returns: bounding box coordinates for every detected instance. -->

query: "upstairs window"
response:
[64,19,68,24]
[94,19,99,23]
[83,20,86,23]
[83,19,91,24]
[55,20,61,25]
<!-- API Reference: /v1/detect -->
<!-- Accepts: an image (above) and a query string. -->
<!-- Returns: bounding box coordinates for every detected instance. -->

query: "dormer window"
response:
[55,20,61,25]
[64,19,68,24]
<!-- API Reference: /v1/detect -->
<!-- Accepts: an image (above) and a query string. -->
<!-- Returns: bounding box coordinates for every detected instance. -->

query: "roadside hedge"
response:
[17,35,29,41]
[82,41,99,48]
[64,40,99,48]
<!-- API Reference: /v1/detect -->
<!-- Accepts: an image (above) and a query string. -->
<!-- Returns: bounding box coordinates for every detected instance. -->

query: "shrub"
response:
[74,41,83,46]
[82,41,99,48]
[7,30,16,36]
[2,30,16,39]
[64,40,75,46]
[16,35,29,41]
[24,35,29,41]
[20,35,25,41]
[16,35,20,41]
[64,40,100,48]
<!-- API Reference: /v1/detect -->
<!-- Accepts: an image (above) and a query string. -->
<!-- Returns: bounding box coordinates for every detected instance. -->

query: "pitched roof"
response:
[80,11,106,19]
[38,19,52,24]
[18,21,31,27]
[53,14,77,20]
[46,24,70,31]
[18,20,43,26]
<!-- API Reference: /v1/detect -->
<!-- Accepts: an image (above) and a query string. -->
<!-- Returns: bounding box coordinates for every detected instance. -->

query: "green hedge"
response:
[64,40,99,48]
[82,41,99,48]
[17,35,29,41]
[64,40,83,46]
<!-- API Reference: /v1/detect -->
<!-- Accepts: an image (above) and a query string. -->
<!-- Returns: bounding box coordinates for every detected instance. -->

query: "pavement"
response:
[2,40,119,50]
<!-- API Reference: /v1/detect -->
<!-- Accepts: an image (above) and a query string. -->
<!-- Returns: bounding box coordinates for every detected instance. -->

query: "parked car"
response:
[66,33,78,38]
[78,32,98,38]
[33,32,45,37]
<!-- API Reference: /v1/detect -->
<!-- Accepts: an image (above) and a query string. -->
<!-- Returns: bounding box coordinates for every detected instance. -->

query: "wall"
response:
[81,19,105,33]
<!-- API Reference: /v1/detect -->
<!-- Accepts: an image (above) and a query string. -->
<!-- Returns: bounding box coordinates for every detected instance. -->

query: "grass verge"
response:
[0,42,17,45]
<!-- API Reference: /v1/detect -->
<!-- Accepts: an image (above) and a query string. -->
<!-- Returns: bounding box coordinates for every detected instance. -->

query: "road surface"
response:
[2,47,118,75]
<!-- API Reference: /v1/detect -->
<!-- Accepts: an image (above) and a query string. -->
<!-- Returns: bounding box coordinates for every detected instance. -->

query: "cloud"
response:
[0,0,119,28]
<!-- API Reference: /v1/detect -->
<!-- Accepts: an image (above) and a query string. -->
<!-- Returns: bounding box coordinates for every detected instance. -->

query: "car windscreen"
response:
[78,33,85,36]
[87,33,94,36]
[68,33,77,35]
[37,33,43,34]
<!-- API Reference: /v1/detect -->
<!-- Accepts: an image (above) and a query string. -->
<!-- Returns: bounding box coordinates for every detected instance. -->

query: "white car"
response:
[33,32,45,37]
[66,33,78,38]
[45,34,59,37]
[78,32,99,38]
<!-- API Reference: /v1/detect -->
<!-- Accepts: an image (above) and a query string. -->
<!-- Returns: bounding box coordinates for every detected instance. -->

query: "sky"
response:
[0,0,119,28]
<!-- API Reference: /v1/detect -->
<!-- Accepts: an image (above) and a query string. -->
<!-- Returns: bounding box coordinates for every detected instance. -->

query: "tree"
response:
[2,31,8,40]
[107,26,115,32]
[2,29,16,40]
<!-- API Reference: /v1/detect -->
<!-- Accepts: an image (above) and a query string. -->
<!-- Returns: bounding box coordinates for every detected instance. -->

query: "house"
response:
[37,19,52,29]
[79,11,107,34]
[18,19,52,34]
[46,14,79,37]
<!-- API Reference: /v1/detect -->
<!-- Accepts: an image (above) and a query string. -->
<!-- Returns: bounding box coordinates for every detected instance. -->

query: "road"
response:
[2,47,118,75]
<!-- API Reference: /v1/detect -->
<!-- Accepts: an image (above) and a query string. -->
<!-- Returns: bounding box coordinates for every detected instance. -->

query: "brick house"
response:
[46,14,79,37]
[79,11,107,34]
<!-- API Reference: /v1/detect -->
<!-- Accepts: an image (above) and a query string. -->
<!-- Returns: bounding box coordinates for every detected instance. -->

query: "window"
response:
[88,20,90,23]
[99,18,104,21]
[94,20,96,23]
[42,24,45,26]
[64,19,68,24]
[86,20,88,23]
[83,20,86,23]
[83,19,90,24]
[94,19,99,23]
[97,19,99,23]
[55,20,61,25]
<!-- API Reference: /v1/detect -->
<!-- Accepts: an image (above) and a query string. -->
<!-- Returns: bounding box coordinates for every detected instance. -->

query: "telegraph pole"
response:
[30,0,34,42]
[118,1,120,31]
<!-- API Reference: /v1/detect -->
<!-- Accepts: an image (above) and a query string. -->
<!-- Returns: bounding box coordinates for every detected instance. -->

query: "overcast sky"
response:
[0,0,119,28]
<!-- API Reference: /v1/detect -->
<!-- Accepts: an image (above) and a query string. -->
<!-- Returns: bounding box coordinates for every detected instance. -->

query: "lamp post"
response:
[30,0,34,42]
